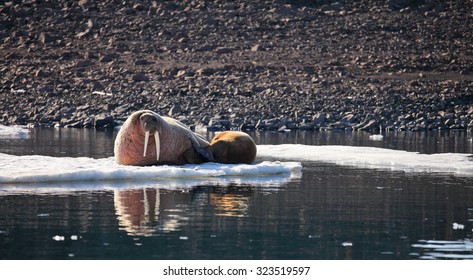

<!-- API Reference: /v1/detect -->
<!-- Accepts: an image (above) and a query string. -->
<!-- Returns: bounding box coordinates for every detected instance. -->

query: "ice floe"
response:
[0,152,301,186]
[1,143,472,192]
[0,125,30,139]
[257,144,473,176]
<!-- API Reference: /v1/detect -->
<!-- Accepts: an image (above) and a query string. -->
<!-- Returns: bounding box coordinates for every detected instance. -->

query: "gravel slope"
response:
[1,0,472,131]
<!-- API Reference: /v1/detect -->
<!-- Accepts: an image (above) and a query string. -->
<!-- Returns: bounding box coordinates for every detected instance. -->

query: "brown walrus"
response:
[209,131,257,164]
[114,110,214,166]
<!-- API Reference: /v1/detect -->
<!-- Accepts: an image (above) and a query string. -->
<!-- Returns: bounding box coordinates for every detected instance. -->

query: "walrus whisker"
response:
[154,131,160,161]
[143,131,150,157]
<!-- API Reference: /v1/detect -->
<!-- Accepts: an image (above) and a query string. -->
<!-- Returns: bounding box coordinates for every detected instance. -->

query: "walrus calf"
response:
[209,131,257,164]
[114,110,214,166]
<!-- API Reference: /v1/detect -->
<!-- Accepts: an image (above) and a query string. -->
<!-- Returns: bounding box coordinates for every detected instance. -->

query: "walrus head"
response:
[140,112,162,161]
[139,111,215,163]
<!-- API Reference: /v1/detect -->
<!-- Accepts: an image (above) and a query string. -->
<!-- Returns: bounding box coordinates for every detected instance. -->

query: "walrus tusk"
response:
[143,130,160,162]
[154,131,160,161]
[143,131,150,157]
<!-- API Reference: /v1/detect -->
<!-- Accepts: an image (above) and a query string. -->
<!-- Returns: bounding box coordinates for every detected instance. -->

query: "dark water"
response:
[1,128,473,260]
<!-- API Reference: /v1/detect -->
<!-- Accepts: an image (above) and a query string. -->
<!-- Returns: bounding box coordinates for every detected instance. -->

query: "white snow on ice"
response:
[257,144,473,176]
[0,152,301,185]
[0,144,472,191]
[0,125,30,139]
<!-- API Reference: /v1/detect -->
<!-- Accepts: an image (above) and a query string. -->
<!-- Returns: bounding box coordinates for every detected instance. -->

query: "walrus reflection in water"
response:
[114,187,253,236]
[114,188,189,235]
[114,110,214,166]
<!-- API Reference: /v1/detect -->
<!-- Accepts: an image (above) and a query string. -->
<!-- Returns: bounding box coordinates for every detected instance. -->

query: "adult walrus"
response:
[114,110,214,166]
[209,131,257,164]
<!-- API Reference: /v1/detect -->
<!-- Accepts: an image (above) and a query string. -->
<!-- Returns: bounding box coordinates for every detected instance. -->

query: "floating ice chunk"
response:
[369,134,383,141]
[381,251,394,255]
[0,125,30,139]
[0,153,301,184]
[341,242,353,247]
[453,223,465,230]
[52,235,65,241]
[257,144,473,176]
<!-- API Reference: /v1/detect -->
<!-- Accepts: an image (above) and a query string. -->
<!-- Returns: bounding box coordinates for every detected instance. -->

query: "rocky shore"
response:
[1,0,472,132]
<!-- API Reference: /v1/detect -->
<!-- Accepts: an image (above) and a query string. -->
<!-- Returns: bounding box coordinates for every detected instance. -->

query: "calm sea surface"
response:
[0,128,472,260]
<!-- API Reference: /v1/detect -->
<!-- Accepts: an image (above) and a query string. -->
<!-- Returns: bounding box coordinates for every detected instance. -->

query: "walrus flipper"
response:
[189,137,215,162]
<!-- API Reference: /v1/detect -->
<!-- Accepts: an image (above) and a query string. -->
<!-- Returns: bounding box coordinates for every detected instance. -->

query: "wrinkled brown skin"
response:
[114,110,210,166]
[209,131,257,164]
